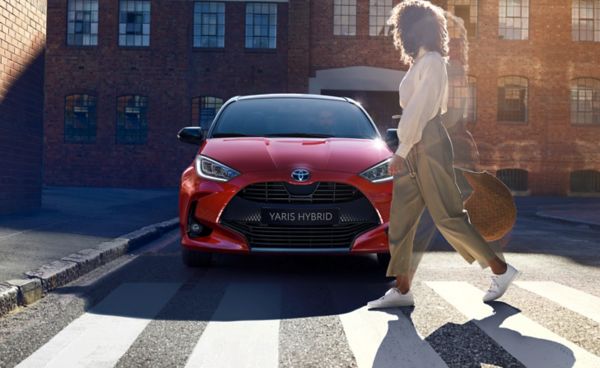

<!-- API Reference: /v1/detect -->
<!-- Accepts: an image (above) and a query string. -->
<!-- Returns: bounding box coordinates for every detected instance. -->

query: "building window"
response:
[65,94,97,143]
[570,170,600,193]
[245,3,277,49]
[117,95,148,144]
[67,0,98,46]
[369,0,392,36]
[334,0,357,36]
[192,96,224,130]
[498,76,528,122]
[448,0,478,37]
[499,0,529,40]
[497,169,528,192]
[571,78,600,125]
[573,0,600,41]
[119,0,151,47]
[194,2,225,48]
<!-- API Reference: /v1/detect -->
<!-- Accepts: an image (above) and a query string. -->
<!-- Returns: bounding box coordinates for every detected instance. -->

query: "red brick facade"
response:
[43,0,600,195]
[0,0,46,214]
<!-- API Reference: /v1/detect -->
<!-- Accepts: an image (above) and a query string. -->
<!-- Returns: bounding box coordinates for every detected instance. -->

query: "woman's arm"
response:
[395,54,447,158]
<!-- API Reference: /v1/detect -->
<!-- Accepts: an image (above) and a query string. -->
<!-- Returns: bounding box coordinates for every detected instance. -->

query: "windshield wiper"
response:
[265,133,335,138]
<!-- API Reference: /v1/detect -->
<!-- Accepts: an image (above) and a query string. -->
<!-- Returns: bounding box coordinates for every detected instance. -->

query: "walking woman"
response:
[367,0,519,309]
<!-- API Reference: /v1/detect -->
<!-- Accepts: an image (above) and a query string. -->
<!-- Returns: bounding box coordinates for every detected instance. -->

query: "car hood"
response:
[199,137,392,174]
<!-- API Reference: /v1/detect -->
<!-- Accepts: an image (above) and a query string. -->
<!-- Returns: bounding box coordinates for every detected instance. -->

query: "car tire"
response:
[376,252,391,269]
[181,247,212,267]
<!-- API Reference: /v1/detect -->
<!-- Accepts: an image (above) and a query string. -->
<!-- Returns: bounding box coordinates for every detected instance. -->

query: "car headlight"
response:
[195,155,240,182]
[359,158,393,183]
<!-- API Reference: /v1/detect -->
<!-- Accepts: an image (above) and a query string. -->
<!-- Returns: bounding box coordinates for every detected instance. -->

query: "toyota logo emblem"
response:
[291,168,310,182]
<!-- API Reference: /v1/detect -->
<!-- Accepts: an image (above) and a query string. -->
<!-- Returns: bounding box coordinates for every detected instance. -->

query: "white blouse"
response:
[395,48,449,158]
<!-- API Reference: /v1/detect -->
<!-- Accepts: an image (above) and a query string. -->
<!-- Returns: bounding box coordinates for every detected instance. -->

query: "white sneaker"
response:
[367,287,414,309]
[483,264,520,302]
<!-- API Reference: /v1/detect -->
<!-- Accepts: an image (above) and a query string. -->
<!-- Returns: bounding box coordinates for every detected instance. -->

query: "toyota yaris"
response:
[178,94,395,267]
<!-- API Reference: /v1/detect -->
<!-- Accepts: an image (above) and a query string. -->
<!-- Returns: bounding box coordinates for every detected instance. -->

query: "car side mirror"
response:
[178,127,205,145]
[385,129,399,152]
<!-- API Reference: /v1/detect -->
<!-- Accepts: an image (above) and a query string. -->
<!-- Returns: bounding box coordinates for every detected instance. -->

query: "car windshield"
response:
[210,97,379,139]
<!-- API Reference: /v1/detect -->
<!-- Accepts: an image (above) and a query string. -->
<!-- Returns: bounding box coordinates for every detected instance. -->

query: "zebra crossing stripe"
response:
[515,281,600,324]
[339,306,448,368]
[184,282,281,368]
[16,283,181,368]
[426,281,600,368]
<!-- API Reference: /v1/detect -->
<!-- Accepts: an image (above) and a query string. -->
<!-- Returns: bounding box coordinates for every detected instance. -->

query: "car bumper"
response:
[179,167,392,254]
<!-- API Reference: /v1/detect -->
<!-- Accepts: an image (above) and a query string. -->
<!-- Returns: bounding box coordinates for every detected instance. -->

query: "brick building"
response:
[0,0,46,214]
[43,0,600,195]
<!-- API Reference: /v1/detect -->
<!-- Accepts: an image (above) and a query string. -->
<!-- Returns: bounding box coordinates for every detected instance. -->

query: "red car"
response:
[178,94,395,267]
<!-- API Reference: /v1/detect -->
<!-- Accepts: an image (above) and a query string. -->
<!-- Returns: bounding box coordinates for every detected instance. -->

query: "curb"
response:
[535,211,600,230]
[0,217,179,318]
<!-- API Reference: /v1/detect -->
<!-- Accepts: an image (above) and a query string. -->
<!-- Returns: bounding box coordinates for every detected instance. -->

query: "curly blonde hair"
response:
[387,0,449,66]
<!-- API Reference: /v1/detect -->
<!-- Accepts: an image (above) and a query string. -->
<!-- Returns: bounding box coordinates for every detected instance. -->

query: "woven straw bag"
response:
[460,169,517,242]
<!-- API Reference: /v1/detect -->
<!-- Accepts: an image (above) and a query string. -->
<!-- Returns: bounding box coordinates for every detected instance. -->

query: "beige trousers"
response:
[386,114,505,277]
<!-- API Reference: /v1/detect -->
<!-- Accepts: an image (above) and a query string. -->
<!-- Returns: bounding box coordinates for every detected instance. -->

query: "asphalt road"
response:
[1,213,599,368]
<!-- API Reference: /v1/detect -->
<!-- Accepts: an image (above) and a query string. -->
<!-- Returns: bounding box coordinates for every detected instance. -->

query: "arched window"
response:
[192,96,224,130]
[572,0,600,41]
[498,76,528,122]
[116,95,148,144]
[497,168,528,191]
[65,94,97,143]
[448,0,478,37]
[570,170,600,193]
[570,78,600,125]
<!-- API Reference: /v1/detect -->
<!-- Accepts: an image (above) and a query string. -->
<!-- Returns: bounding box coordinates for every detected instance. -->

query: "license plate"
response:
[261,208,339,225]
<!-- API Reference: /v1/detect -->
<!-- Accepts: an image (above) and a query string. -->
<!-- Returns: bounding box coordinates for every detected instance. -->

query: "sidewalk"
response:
[515,196,600,229]
[0,186,178,281]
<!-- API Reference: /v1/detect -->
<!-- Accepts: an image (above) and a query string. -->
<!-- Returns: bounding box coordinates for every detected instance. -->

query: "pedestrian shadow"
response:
[373,302,574,368]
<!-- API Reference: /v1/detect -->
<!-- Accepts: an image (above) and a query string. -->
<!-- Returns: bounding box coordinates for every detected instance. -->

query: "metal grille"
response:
[239,182,362,203]
[223,222,377,249]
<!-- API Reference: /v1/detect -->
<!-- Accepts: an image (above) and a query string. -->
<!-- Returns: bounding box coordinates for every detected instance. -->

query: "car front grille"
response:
[238,182,361,203]
[222,221,377,249]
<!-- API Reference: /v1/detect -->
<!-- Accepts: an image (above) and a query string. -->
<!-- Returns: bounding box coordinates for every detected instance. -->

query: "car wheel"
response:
[376,252,391,269]
[181,247,212,267]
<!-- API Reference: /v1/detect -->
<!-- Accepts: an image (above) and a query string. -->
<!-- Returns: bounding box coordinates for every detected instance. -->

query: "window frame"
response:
[572,0,600,42]
[368,0,393,37]
[116,95,149,145]
[570,170,600,194]
[448,0,479,38]
[333,0,357,37]
[191,96,225,130]
[498,0,529,40]
[570,78,600,125]
[66,0,99,47]
[118,0,151,48]
[244,2,278,50]
[497,76,528,123]
[193,2,226,49]
[64,94,98,144]
[496,168,529,193]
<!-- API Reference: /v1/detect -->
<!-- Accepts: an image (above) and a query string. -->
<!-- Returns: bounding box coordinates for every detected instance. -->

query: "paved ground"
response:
[1,203,599,368]
[0,186,178,281]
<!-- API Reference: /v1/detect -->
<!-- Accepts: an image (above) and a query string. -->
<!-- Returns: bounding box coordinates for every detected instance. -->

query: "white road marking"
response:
[426,281,600,368]
[16,283,181,368]
[515,281,600,324]
[339,305,448,368]
[184,282,281,368]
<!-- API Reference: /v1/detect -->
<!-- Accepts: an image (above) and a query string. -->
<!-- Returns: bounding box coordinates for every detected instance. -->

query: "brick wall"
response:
[43,0,600,195]
[44,0,289,187]
[466,0,600,195]
[0,0,46,214]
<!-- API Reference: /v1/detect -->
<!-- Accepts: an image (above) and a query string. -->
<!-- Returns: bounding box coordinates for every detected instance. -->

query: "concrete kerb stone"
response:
[0,217,180,318]
[0,283,19,316]
[5,278,43,306]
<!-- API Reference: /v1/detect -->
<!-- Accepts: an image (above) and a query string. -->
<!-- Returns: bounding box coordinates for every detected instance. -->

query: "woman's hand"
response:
[388,154,405,176]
